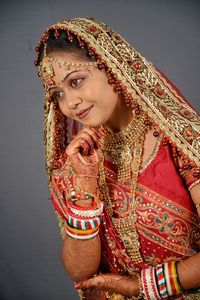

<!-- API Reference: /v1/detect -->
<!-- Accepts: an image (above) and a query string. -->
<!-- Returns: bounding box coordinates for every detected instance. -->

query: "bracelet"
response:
[69,187,101,203]
[67,193,97,210]
[156,264,168,298]
[67,189,101,211]
[66,228,99,240]
[132,273,145,299]
[174,261,183,293]
[154,261,182,298]
[67,211,101,230]
[140,263,183,300]
[69,201,104,218]
[69,188,94,202]
[66,176,101,204]
[163,261,182,296]
[67,198,97,211]
[163,262,173,296]
[141,267,161,300]
[66,222,99,240]
[165,261,182,295]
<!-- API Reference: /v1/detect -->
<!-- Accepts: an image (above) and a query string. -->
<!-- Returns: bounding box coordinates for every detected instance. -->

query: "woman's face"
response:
[44,51,122,127]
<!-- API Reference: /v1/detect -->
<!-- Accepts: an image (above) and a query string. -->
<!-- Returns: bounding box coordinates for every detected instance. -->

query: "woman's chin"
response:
[82,119,103,128]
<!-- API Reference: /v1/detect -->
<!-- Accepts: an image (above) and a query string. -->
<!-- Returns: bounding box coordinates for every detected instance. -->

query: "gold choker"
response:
[100,112,147,182]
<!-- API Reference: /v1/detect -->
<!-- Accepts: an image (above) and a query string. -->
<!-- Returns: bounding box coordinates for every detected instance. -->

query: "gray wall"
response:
[0,0,199,299]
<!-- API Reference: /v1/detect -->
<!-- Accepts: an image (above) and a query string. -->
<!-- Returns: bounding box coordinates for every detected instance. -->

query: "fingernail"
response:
[75,283,81,289]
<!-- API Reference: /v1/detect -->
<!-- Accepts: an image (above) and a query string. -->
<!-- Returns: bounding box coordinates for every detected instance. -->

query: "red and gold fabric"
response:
[35,17,200,299]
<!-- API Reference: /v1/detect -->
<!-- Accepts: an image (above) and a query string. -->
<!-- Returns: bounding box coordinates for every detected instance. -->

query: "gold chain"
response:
[98,112,147,265]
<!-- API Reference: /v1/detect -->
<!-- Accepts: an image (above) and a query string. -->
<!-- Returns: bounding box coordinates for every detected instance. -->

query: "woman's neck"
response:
[104,101,134,133]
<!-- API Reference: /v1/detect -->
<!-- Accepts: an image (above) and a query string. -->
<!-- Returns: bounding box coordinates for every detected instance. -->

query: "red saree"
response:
[51,136,200,299]
[99,138,200,273]
[35,17,200,299]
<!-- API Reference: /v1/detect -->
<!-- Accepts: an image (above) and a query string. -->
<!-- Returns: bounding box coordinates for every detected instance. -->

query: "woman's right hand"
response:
[66,126,102,177]
[66,126,103,206]
[66,126,102,157]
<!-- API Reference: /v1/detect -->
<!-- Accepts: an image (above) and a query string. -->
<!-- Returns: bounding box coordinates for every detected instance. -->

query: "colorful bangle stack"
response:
[141,267,160,300]
[141,261,183,299]
[163,261,182,296]
[67,210,101,230]
[155,264,168,298]
[65,182,103,240]
[66,221,99,240]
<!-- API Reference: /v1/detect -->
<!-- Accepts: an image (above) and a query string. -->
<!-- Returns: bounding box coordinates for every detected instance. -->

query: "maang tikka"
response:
[38,44,98,88]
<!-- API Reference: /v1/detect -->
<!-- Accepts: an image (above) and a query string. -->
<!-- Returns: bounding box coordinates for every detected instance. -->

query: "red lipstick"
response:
[76,105,93,119]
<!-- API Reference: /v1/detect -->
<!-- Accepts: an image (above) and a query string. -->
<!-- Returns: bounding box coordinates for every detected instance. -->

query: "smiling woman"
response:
[46,50,124,128]
[35,17,200,300]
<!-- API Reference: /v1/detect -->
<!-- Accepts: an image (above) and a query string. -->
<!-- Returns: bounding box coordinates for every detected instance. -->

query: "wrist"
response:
[67,175,101,208]
[76,176,98,194]
[131,274,144,299]
[131,274,140,297]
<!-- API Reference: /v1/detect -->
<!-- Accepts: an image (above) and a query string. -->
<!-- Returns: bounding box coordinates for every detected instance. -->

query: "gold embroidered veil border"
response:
[36,17,200,237]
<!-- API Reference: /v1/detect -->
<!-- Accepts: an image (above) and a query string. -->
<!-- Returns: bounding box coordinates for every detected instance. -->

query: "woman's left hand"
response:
[75,273,140,297]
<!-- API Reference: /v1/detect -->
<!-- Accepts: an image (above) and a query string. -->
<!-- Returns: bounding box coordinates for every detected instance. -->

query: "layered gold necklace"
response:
[100,112,147,182]
[98,111,148,265]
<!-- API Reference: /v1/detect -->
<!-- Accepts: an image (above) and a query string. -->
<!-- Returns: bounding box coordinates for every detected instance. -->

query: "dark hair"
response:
[37,29,96,65]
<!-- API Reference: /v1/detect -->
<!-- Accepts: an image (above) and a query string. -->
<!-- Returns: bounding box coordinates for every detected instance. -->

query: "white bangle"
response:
[69,202,104,217]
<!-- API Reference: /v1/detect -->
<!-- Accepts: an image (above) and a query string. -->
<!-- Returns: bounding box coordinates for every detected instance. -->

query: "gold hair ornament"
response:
[38,45,98,88]
[39,45,56,87]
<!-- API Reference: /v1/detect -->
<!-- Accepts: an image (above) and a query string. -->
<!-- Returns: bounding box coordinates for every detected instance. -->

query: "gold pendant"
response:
[112,215,143,264]
[110,145,133,181]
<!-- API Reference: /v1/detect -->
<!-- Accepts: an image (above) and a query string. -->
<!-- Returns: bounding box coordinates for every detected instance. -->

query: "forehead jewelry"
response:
[38,44,98,87]
[38,45,56,87]
[50,56,98,75]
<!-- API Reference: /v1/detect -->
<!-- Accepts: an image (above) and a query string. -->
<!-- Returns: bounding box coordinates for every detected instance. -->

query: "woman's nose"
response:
[66,94,83,110]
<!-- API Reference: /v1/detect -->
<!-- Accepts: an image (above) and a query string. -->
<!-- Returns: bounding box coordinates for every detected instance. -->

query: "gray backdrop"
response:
[0,0,199,299]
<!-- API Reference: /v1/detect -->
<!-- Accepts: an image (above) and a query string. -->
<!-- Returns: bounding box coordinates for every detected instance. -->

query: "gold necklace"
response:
[98,111,148,265]
[100,112,146,182]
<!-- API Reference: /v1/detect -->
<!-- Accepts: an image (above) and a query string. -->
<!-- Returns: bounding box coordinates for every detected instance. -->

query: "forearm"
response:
[177,252,200,290]
[61,234,101,282]
[177,185,200,290]
[163,182,200,293]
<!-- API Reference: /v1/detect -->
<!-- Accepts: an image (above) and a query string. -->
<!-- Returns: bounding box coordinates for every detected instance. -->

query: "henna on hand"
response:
[75,273,140,297]
[69,149,100,197]
[65,126,103,196]
[66,126,103,157]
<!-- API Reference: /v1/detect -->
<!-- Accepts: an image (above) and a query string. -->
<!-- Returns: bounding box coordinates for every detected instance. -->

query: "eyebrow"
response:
[48,70,78,92]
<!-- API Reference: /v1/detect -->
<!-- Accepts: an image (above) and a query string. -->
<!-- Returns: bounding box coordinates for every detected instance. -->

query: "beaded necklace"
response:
[98,111,148,265]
